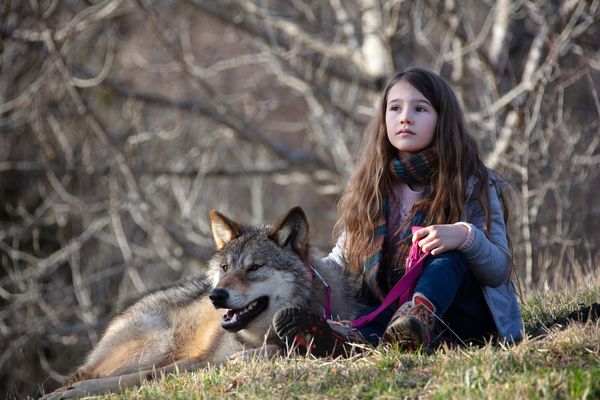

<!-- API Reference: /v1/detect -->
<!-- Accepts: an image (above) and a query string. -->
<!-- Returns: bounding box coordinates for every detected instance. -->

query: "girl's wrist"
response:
[454,222,475,251]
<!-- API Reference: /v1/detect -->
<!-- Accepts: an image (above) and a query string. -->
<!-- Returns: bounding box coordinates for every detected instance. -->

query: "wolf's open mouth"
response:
[221,296,269,332]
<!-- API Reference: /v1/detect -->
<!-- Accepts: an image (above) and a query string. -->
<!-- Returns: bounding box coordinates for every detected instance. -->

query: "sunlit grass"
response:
[56,277,600,399]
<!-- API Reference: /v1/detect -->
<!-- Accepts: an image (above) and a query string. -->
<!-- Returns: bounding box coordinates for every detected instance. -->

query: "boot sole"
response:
[272,307,348,357]
[384,317,427,348]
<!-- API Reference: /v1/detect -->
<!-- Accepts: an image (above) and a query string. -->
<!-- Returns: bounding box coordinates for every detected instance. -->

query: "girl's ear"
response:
[270,207,309,256]
[210,210,243,250]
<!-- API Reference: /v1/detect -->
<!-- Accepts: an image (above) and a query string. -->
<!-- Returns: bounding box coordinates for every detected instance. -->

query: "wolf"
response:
[42,207,359,399]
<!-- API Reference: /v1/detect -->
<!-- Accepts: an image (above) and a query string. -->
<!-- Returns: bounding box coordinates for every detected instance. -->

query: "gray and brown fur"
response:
[43,207,359,399]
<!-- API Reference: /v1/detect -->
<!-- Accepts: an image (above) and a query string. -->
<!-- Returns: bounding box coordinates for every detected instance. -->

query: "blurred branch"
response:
[186,0,380,89]
[0,159,297,177]
[135,0,340,174]
[40,27,144,202]
[2,27,339,174]
[236,0,355,59]
[487,0,512,66]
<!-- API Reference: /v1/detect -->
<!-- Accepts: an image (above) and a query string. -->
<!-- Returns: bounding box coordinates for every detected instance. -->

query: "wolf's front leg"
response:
[228,344,282,363]
[41,359,215,399]
[40,370,156,399]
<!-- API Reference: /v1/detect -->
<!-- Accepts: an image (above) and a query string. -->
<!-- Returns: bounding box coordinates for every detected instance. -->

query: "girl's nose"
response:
[400,110,412,124]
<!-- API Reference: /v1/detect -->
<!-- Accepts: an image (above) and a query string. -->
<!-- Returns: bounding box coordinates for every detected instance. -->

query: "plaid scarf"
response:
[362,149,438,302]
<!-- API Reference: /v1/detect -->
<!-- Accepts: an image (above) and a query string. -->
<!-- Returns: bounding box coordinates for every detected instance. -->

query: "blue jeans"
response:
[357,251,497,345]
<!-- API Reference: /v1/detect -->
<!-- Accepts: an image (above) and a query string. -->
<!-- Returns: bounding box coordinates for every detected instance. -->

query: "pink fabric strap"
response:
[351,226,429,329]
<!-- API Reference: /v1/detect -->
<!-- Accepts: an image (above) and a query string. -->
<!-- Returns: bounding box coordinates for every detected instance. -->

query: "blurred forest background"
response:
[0,0,599,397]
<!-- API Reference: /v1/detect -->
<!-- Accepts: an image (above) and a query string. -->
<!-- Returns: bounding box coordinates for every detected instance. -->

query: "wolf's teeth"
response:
[242,301,257,313]
[226,299,260,321]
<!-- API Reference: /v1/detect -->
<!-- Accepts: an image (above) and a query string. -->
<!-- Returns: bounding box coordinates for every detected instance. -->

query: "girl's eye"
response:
[249,264,262,272]
[416,106,426,112]
[221,264,229,272]
[390,106,400,112]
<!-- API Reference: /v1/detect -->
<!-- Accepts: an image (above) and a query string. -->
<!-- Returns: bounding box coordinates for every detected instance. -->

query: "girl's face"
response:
[385,80,438,155]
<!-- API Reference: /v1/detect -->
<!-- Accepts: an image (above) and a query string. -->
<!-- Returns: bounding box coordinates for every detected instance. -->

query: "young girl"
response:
[273,67,523,356]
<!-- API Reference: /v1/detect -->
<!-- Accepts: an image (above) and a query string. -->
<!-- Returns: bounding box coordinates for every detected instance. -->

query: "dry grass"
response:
[47,278,600,399]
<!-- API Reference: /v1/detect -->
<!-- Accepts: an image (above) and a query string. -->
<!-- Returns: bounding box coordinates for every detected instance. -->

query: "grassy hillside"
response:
[55,281,600,399]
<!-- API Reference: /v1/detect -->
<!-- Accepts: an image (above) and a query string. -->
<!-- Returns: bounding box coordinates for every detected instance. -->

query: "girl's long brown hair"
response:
[335,67,496,279]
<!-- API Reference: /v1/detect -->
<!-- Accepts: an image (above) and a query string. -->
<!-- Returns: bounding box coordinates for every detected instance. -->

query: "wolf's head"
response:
[207,207,313,338]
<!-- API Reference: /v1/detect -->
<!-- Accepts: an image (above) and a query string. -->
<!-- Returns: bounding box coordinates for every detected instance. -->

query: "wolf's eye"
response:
[221,264,229,272]
[248,263,262,272]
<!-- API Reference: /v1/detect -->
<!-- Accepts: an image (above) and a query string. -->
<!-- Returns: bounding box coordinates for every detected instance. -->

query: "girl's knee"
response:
[425,250,467,268]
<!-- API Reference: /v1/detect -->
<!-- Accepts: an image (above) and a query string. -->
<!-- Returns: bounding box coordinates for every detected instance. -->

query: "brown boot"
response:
[327,319,368,346]
[383,294,435,348]
[273,307,366,357]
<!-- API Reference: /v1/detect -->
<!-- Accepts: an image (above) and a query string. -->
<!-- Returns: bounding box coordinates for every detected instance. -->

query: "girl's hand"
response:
[412,224,468,256]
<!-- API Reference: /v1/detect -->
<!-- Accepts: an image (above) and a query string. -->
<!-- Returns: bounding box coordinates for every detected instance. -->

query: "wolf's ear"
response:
[270,207,309,256]
[210,210,243,250]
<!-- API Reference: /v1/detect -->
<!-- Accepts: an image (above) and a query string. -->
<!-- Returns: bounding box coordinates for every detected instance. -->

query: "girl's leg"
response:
[434,261,497,344]
[385,250,497,346]
[356,305,396,345]
[413,250,470,315]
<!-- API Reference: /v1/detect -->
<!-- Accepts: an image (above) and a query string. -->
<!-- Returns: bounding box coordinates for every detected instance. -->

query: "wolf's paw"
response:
[40,374,133,399]
[40,386,88,400]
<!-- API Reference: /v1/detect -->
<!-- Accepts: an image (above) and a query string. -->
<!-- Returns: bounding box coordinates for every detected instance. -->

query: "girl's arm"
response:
[324,232,346,269]
[413,178,511,288]
[455,179,511,287]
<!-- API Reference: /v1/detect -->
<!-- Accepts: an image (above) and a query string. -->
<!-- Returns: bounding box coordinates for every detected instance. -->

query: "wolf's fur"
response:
[43,207,359,399]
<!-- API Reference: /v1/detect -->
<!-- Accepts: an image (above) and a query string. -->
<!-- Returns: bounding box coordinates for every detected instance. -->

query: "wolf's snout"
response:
[209,288,229,308]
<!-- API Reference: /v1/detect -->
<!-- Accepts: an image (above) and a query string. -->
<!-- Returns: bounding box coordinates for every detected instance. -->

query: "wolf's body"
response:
[43,207,359,399]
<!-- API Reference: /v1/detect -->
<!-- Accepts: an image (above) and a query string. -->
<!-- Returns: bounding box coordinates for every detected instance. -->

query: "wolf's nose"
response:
[209,288,229,307]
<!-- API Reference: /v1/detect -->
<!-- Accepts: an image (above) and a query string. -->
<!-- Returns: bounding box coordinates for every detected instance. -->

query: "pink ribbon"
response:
[351,226,429,329]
